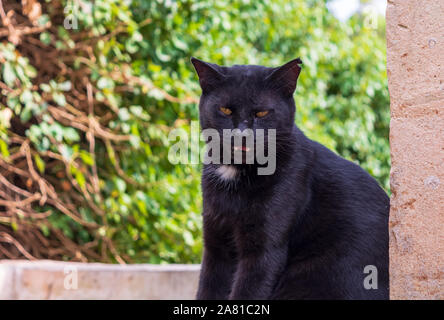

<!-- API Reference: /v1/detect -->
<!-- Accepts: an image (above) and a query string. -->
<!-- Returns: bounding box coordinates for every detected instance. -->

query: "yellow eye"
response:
[220,107,232,115]
[256,110,269,118]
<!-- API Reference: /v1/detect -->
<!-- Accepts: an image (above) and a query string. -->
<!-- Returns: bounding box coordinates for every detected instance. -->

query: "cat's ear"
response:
[191,57,225,93]
[266,58,302,97]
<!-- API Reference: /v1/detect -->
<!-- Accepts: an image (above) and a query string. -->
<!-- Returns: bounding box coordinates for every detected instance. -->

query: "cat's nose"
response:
[235,121,252,136]
[237,121,247,131]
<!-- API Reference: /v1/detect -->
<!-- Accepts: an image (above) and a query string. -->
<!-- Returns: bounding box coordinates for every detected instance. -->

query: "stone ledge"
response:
[0,260,200,300]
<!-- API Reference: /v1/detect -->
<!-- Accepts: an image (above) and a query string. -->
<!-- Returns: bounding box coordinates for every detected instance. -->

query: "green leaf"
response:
[20,107,32,123]
[79,151,94,166]
[20,90,33,104]
[58,81,72,91]
[2,62,17,86]
[40,83,51,92]
[118,108,130,121]
[115,178,126,193]
[63,127,80,142]
[0,139,10,158]
[97,77,114,89]
[40,32,52,45]
[53,92,66,106]
[37,14,50,26]
[33,153,45,174]
[76,171,86,190]
[60,145,73,160]
[40,224,50,237]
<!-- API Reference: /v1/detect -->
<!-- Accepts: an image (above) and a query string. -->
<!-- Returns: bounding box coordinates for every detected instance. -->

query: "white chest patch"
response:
[215,165,238,181]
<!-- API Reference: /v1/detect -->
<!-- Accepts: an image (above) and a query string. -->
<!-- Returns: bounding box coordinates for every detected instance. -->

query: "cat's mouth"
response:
[230,144,255,165]
[233,146,251,152]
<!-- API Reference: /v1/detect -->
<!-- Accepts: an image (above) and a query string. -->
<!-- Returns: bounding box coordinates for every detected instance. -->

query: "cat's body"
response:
[191,58,389,300]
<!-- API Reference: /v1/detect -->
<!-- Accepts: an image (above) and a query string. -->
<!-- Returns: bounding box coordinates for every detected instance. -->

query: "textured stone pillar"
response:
[387,0,444,299]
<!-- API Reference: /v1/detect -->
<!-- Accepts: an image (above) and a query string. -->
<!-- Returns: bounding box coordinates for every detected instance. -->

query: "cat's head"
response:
[191,58,302,170]
[191,57,302,136]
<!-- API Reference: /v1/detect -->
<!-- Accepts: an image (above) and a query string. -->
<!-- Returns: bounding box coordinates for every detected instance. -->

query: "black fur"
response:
[191,57,389,300]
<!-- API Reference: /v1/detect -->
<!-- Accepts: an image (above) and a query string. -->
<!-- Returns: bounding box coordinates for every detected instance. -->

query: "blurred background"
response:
[0,0,389,265]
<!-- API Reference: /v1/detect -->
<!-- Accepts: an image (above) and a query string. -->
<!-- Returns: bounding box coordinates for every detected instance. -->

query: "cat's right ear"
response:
[266,58,302,97]
[191,57,225,93]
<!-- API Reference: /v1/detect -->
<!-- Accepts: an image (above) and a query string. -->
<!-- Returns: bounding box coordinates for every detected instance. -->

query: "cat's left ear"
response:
[266,58,302,97]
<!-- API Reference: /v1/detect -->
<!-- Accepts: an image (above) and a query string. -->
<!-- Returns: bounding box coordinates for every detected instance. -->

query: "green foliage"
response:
[0,0,389,263]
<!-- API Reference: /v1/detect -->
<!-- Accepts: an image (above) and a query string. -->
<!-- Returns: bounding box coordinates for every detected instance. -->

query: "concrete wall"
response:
[387,0,444,299]
[0,260,200,299]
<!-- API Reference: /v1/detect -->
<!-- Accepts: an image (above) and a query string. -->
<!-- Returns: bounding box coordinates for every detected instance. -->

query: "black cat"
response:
[191,57,389,300]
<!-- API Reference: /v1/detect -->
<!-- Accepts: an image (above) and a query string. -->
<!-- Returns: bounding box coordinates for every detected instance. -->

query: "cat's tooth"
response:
[245,147,250,152]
